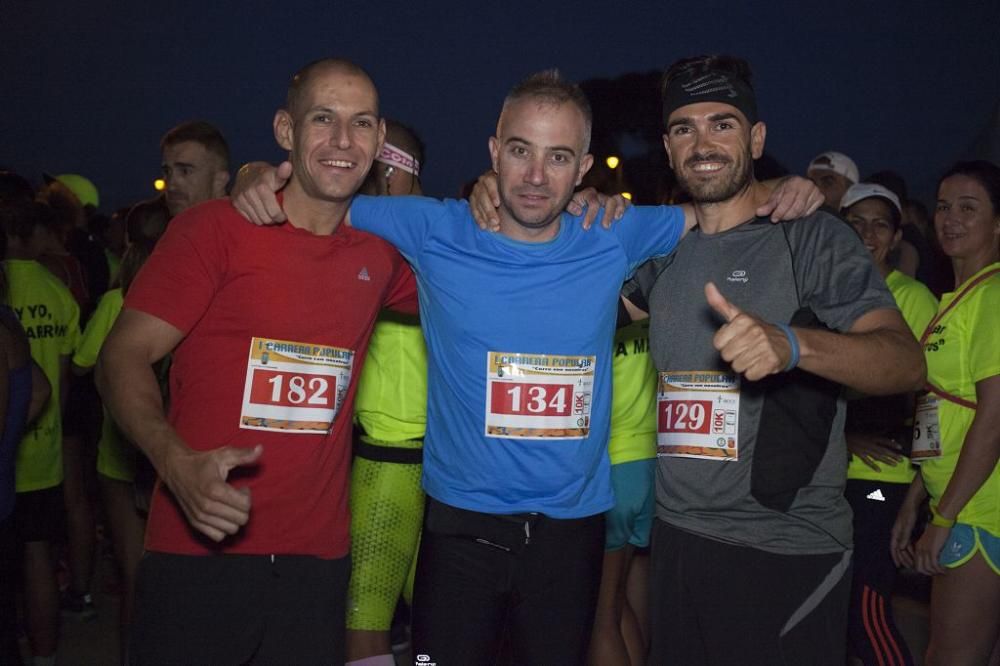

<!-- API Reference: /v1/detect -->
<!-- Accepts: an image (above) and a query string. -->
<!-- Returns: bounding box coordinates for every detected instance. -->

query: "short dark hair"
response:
[1,200,52,242]
[125,197,171,246]
[160,120,230,171]
[0,171,34,205]
[866,170,909,205]
[501,69,593,151]
[938,160,1000,214]
[119,237,158,296]
[286,58,378,118]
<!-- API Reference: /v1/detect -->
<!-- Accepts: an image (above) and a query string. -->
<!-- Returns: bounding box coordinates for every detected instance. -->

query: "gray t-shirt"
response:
[631,211,897,555]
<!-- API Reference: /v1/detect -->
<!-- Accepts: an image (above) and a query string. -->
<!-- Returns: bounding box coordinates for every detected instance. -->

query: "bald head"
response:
[286,58,379,118]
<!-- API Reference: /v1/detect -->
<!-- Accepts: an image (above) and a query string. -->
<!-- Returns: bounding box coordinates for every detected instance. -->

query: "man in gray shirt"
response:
[627,55,925,666]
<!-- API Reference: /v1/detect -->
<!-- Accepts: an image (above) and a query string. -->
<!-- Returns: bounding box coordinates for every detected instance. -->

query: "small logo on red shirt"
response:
[357,267,370,281]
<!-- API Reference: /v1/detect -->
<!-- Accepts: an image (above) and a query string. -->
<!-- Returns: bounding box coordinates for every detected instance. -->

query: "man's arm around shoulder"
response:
[97,309,261,542]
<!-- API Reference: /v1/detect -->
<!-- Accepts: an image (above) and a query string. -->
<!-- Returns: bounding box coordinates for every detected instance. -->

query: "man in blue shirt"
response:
[233,69,820,665]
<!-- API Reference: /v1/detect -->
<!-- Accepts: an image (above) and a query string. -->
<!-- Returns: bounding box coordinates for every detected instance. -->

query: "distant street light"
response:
[605,156,620,170]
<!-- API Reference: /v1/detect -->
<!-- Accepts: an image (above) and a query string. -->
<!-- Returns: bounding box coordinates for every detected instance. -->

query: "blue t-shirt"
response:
[350,196,684,518]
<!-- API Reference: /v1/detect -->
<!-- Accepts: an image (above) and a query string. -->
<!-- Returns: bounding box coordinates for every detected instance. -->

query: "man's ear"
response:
[662,133,675,171]
[576,153,594,186]
[274,110,294,152]
[488,136,500,174]
[213,169,230,197]
[750,121,767,160]
[376,118,386,156]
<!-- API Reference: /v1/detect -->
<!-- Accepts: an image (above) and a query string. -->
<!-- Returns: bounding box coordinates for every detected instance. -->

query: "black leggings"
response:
[411,498,605,665]
[0,515,22,666]
[845,479,914,666]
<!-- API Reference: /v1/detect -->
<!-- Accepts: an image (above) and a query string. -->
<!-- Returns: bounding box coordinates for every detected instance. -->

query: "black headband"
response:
[662,71,758,127]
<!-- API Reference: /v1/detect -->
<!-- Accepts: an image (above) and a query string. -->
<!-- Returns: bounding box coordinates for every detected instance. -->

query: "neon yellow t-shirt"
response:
[73,288,134,481]
[848,270,938,483]
[608,319,657,465]
[920,262,1000,533]
[354,311,427,443]
[5,260,80,492]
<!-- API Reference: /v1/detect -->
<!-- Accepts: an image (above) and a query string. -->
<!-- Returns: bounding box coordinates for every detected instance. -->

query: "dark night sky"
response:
[3,1,999,211]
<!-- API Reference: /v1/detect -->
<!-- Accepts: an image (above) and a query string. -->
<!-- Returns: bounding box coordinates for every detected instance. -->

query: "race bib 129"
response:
[240,337,353,433]
[657,370,740,461]
[485,351,596,439]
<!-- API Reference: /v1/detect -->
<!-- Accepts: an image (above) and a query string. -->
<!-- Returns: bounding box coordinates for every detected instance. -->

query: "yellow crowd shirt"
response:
[354,311,427,443]
[608,319,657,465]
[920,262,1000,532]
[73,288,133,481]
[848,270,938,483]
[4,260,80,491]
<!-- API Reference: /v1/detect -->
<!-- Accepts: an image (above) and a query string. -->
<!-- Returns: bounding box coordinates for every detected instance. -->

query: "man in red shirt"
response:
[97,58,416,665]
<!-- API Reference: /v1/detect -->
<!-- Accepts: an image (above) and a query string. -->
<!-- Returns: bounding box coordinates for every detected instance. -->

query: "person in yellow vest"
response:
[891,160,1000,665]
[71,197,168,662]
[347,120,428,666]
[588,318,657,666]
[840,183,937,666]
[3,199,81,665]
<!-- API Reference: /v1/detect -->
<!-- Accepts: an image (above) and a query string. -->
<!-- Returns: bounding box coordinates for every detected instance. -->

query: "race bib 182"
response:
[485,351,596,439]
[240,337,354,433]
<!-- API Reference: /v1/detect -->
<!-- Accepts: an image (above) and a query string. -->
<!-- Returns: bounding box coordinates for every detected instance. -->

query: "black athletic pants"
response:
[411,497,605,665]
[130,551,350,665]
[649,519,852,666]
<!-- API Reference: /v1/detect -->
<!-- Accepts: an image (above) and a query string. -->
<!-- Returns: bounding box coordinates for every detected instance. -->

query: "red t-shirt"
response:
[125,199,416,558]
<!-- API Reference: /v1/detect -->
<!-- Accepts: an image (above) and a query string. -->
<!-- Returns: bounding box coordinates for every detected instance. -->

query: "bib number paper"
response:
[911,393,942,460]
[240,337,353,433]
[657,371,740,460]
[485,351,596,439]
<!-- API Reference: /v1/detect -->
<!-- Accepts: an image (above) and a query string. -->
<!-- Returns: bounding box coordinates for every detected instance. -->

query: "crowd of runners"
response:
[1,53,998,666]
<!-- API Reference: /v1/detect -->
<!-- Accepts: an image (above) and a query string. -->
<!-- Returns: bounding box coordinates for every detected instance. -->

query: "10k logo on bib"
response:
[484,351,596,439]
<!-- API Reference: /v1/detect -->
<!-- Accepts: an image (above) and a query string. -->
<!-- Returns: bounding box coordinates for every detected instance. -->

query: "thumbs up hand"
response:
[705,282,796,381]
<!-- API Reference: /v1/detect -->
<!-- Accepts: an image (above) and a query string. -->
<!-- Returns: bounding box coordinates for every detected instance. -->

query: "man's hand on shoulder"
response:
[231,161,292,225]
[567,188,630,230]
[467,171,629,231]
[159,442,263,542]
[756,175,824,222]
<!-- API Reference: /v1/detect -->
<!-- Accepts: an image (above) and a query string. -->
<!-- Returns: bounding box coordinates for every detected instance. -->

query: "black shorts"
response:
[411,497,605,665]
[131,551,350,665]
[13,484,64,542]
[650,519,852,666]
[62,373,101,439]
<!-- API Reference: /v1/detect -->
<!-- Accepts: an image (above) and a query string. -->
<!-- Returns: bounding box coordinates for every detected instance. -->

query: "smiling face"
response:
[274,65,385,205]
[845,197,901,270]
[935,174,1000,264]
[662,101,764,204]
[488,97,593,240]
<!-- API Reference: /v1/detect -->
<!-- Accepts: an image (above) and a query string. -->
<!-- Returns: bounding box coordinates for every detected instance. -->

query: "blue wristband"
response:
[776,323,799,372]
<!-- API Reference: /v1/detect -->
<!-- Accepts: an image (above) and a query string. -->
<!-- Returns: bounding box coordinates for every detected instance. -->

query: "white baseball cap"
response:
[807,151,859,184]
[840,182,901,215]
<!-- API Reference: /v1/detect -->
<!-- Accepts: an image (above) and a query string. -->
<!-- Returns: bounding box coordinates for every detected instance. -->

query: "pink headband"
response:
[377,142,420,176]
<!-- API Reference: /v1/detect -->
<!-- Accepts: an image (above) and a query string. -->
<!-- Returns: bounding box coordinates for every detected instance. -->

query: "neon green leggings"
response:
[346,441,425,631]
